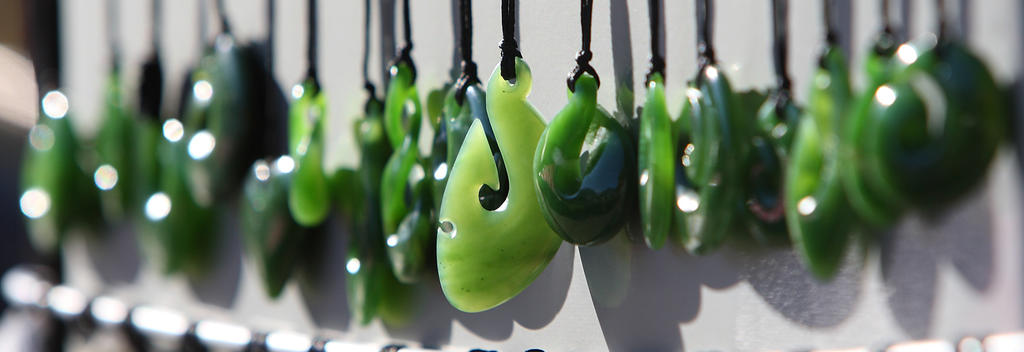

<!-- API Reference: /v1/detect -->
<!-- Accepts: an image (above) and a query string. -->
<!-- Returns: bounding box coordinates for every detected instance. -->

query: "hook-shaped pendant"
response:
[854,38,1004,212]
[534,73,635,245]
[380,62,434,284]
[785,45,854,279]
[672,65,747,254]
[288,79,330,226]
[20,91,102,252]
[437,58,563,312]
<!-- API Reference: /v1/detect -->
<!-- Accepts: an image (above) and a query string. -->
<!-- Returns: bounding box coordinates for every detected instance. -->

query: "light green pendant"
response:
[287,80,330,226]
[437,58,562,313]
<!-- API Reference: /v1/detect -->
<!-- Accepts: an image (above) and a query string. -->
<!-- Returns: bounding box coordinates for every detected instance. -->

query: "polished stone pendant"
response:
[842,36,906,227]
[784,45,854,279]
[743,90,790,244]
[20,91,102,252]
[94,70,136,221]
[241,157,307,298]
[146,120,216,275]
[379,62,434,284]
[287,80,330,227]
[534,73,634,246]
[672,65,748,254]
[637,74,674,249]
[855,39,1004,211]
[181,35,254,205]
[437,58,562,313]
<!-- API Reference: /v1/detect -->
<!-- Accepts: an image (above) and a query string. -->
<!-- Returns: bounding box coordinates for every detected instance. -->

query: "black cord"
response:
[107,0,120,69]
[362,0,376,98]
[306,0,320,93]
[696,0,716,70]
[152,0,161,56]
[934,0,948,41]
[267,0,274,73]
[645,0,664,84]
[499,0,521,82]
[823,0,837,45]
[215,0,232,34]
[453,0,479,104]
[392,0,417,80]
[771,0,790,92]
[567,0,598,91]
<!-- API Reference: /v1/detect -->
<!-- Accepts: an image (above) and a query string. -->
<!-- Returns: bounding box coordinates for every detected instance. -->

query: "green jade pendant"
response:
[95,70,136,220]
[534,73,635,245]
[148,121,216,275]
[437,58,562,312]
[856,38,1004,211]
[182,35,252,205]
[784,45,855,279]
[346,96,412,326]
[287,80,330,226]
[741,90,790,243]
[672,65,749,254]
[20,91,101,252]
[240,157,308,297]
[842,36,906,226]
[380,63,434,283]
[637,74,674,249]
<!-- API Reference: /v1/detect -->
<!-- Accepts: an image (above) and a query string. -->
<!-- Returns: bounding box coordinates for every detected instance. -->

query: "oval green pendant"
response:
[636,74,673,249]
[672,66,748,254]
[534,74,634,245]
[95,71,136,220]
[20,91,101,252]
[437,58,562,313]
[784,46,854,279]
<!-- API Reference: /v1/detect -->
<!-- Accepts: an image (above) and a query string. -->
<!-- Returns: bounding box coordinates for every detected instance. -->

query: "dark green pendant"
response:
[784,45,854,279]
[534,73,634,245]
[20,91,101,252]
[240,157,307,298]
[636,74,674,249]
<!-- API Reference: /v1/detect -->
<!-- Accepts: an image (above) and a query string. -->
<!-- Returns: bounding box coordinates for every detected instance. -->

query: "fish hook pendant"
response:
[437,58,562,312]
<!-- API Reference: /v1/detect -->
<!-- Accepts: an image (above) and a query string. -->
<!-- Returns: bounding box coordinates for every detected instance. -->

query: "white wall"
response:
[60,0,1024,351]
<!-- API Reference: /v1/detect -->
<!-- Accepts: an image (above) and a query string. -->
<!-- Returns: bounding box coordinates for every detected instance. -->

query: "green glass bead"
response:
[380,63,433,283]
[288,80,330,226]
[95,71,136,220]
[182,36,253,204]
[437,58,563,313]
[20,92,100,252]
[636,74,674,249]
[861,39,1004,209]
[533,74,634,245]
[241,157,307,298]
[784,45,854,280]
[672,66,748,254]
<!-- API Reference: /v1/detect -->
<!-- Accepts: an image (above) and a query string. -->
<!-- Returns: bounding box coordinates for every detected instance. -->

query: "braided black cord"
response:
[393,0,417,80]
[215,0,231,34]
[696,0,716,70]
[306,0,320,93]
[453,0,479,104]
[499,0,521,81]
[645,0,664,84]
[567,0,599,91]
